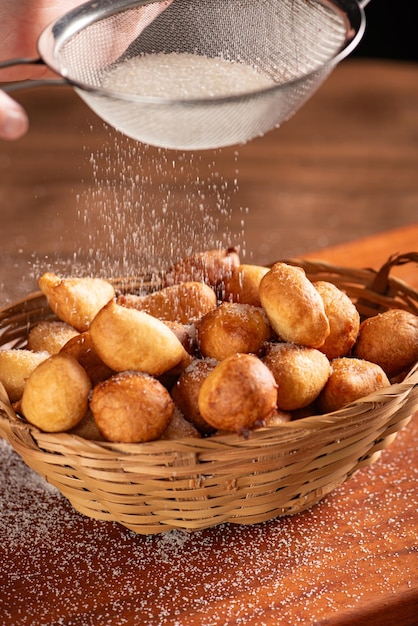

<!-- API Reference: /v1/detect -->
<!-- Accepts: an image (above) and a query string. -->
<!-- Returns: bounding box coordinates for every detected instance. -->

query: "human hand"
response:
[0,1,85,139]
[0,0,173,140]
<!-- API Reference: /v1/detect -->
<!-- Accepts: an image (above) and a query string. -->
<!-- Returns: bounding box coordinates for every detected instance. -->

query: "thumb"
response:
[0,91,29,140]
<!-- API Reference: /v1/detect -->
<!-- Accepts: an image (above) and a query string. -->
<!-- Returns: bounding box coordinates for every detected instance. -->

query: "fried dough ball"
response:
[117,281,217,324]
[38,272,115,332]
[90,371,174,443]
[60,332,114,385]
[136,322,193,389]
[262,343,330,411]
[171,357,218,435]
[262,342,330,410]
[163,247,240,289]
[216,407,291,435]
[198,353,277,433]
[0,349,50,402]
[163,321,196,356]
[317,357,390,413]
[223,264,269,307]
[89,300,188,376]
[313,281,360,359]
[27,321,79,355]
[197,302,272,361]
[259,262,330,348]
[160,407,201,440]
[354,309,418,377]
[217,408,291,439]
[21,353,91,432]
[263,409,292,426]
[69,409,105,441]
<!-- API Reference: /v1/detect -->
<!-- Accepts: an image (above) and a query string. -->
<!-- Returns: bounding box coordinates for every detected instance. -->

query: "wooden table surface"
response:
[1,59,418,625]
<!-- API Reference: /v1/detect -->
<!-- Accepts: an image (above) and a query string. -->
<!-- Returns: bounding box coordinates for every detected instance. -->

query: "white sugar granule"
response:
[101,52,275,99]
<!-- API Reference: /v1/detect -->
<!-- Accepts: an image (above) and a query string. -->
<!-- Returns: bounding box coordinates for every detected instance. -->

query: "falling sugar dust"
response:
[71,53,269,270]
[28,55,260,283]
[74,136,246,280]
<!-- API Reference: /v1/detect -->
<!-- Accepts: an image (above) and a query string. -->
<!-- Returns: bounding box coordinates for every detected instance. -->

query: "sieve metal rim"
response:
[36,0,367,107]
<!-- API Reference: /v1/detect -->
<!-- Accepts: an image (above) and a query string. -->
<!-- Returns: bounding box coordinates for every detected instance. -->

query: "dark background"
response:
[353,1,417,61]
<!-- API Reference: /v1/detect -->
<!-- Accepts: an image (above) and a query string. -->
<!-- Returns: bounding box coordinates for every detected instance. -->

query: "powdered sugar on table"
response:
[1,427,417,625]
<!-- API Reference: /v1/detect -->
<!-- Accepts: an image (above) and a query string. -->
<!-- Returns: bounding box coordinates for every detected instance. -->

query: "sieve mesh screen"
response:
[41,0,360,149]
[57,0,348,87]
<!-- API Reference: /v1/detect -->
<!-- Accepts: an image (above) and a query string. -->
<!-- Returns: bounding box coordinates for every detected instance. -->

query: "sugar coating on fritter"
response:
[354,308,418,377]
[313,280,360,359]
[90,371,174,443]
[317,357,390,413]
[263,342,330,410]
[197,302,272,361]
[259,263,330,348]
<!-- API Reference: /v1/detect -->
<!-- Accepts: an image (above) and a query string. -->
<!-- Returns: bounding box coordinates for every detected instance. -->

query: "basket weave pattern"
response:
[1,255,418,534]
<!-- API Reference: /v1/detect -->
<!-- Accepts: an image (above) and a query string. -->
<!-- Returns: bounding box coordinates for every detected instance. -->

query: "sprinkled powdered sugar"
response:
[1,421,417,626]
[70,139,243,281]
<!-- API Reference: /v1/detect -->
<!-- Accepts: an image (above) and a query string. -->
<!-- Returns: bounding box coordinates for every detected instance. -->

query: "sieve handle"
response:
[2,79,67,93]
[0,57,66,92]
[0,56,44,71]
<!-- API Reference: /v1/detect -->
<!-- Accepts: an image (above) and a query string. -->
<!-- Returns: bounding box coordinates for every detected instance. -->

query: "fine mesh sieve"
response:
[1,0,370,150]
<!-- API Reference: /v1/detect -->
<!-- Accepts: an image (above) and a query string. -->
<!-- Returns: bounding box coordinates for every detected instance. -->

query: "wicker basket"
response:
[1,254,418,535]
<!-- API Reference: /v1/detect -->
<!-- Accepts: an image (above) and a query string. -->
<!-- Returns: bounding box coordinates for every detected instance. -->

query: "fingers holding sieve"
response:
[1,0,370,149]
